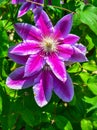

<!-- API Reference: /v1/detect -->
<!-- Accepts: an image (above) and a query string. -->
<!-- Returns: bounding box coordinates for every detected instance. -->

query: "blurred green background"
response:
[1,0,97,129]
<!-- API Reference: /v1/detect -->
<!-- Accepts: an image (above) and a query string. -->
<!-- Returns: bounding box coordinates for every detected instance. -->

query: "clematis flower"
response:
[12,0,44,17]
[6,9,87,107]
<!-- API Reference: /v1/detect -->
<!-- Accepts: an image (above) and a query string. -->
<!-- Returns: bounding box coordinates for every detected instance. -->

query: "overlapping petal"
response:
[53,73,74,102]
[9,47,29,64]
[69,44,88,62]
[33,68,53,107]
[10,41,40,56]
[18,2,32,17]
[46,53,67,82]
[33,0,44,10]
[12,0,44,17]
[34,9,53,35]
[75,43,87,55]
[24,54,45,77]
[14,23,42,41]
[54,14,73,38]
[6,67,36,89]
[63,34,80,45]
[57,44,73,61]
[12,0,26,4]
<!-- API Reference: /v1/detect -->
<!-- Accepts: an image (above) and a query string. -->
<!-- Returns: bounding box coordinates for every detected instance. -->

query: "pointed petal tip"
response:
[17,13,22,18]
[65,91,74,102]
[36,100,48,107]
[54,13,73,38]
[63,77,67,83]
[33,85,48,107]
[6,77,22,90]
[68,13,73,18]
[86,58,88,61]
[53,72,74,103]
[64,13,73,21]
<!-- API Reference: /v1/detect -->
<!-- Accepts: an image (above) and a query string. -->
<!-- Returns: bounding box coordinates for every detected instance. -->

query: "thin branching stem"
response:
[26,0,75,14]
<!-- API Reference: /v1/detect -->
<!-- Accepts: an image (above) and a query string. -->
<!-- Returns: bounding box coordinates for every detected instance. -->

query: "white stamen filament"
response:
[40,36,58,53]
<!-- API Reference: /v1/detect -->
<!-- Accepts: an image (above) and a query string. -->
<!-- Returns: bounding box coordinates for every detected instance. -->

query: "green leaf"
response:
[85,34,94,51]
[45,0,60,6]
[81,119,93,130]
[84,96,97,112]
[80,4,97,35]
[41,126,55,130]
[92,0,97,6]
[82,62,97,71]
[68,63,81,73]
[55,115,73,130]
[0,96,2,114]
[0,0,6,3]
[79,72,90,84]
[0,21,9,57]
[7,113,18,130]
[52,0,60,6]
[91,110,97,129]
[87,75,97,95]
[21,108,34,127]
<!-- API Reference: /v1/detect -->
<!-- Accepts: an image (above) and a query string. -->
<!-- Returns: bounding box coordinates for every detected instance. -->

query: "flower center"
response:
[40,36,58,53]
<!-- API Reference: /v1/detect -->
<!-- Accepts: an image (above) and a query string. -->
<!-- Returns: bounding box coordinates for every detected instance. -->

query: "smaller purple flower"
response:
[12,0,44,17]
[6,9,87,107]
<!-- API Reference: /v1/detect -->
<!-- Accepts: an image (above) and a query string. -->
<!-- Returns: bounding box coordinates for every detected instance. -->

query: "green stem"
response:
[26,0,75,14]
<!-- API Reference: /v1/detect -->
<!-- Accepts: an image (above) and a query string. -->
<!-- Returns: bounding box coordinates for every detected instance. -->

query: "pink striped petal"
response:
[63,34,80,45]
[54,14,73,38]
[8,47,29,65]
[33,81,48,107]
[34,9,53,36]
[53,73,74,102]
[10,41,40,56]
[33,68,53,107]
[58,44,73,61]
[14,23,42,41]
[46,53,67,82]
[12,0,25,4]
[24,54,45,77]
[18,2,32,17]
[6,67,36,89]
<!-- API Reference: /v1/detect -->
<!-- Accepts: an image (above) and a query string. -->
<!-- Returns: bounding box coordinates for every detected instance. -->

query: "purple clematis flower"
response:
[12,0,44,17]
[6,9,87,107]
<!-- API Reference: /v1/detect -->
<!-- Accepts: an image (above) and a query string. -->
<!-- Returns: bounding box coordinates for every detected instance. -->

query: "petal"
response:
[63,34,80,45]
[46,53,67,82]
[33,81,48,107]
[10,41,40,56]
[33,68,53,107]
[69,45,88,62]
[8,47,29,65]
[6,67,36,89]
[14,23,42,41]
[53,73,74,102]
[33,0,44,9]
[58,44,73,61]
[34,9,53,36]
[24,54,45,77]
[18,2,32,17]
[75,43,87,54]
[54,14,73,38]
[12,0,26,4]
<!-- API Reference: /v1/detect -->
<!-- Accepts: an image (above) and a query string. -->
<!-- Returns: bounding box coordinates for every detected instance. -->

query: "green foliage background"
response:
[1,0,97,129]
